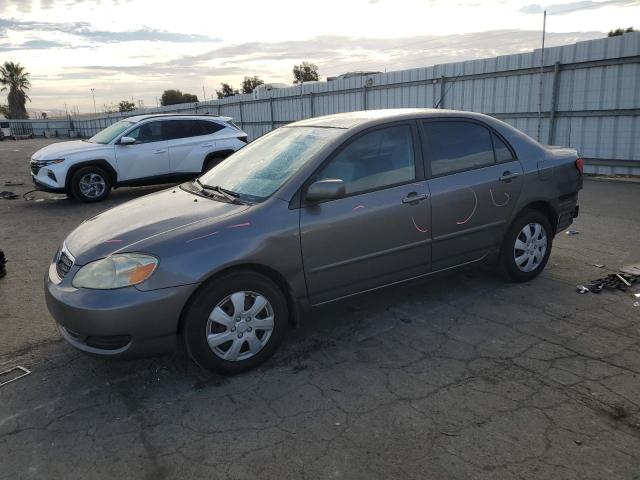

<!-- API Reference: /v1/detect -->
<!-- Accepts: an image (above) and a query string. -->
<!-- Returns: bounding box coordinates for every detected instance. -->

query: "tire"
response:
[203,156,225,172]
[70,166,111,202]
[182,271,288,374]
[500,210,553,282]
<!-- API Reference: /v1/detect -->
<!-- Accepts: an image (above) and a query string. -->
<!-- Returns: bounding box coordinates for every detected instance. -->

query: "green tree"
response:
[216,83,238,99]
[0,61,31,119]
[241,76,265,94]
[293,62,319,84]
[608,27,636,36]
[160,89,199,106]
[118,100,136,113]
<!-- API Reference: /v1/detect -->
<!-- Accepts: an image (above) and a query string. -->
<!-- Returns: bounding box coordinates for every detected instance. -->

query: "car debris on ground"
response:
[0,250,7,278]
[0,191,18,199]
[566,229,580,235]
[576,271,640,294]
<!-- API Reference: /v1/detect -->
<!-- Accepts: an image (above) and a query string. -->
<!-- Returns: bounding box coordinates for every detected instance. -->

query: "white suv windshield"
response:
[199,127,342,201]
[88,120,134,144]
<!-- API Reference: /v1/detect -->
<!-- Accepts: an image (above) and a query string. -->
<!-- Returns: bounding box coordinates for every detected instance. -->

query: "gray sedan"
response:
[45,109,583,374]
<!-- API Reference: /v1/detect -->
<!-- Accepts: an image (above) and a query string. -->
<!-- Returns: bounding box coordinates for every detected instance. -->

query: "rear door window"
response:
[422,121,495,176]
[163,120,206,140]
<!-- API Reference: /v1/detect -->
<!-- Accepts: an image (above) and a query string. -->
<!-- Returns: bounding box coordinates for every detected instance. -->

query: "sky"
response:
[0,0,638,114]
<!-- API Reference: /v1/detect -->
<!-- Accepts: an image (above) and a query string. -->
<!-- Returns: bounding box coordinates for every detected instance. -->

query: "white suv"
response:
[30,114,249,202]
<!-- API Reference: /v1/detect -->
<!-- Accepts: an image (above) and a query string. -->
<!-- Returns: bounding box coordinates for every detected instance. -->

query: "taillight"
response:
[239,135,248,144]
[575,157,584,175]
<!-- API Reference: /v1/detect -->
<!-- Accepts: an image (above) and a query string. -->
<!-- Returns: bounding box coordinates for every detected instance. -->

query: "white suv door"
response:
[165,120,223,173]
[115,121,170,181]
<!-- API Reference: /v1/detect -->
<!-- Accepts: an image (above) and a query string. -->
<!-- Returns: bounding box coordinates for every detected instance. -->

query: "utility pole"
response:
[536,10,547,142]
[202,85,207,101]
[90,88,97,115]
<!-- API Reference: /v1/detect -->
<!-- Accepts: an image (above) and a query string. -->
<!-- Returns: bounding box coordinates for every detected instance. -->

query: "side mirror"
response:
[305,179,346,202]
[119,136,136,145]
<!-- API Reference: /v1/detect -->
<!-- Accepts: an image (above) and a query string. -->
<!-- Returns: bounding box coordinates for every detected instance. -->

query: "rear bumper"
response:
[45,268,198,358]
[556,193,579,232]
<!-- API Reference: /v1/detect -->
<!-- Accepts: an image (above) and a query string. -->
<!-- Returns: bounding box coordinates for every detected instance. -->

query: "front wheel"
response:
[182,271,288,374]
[500,210,553,282]
[70,166,111,202]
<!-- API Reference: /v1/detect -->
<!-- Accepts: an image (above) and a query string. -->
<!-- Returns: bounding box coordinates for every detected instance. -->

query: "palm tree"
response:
[0,62,31,119]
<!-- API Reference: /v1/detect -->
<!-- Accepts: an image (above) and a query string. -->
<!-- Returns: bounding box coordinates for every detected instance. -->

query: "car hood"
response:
[32,140,109,160]
[65,187,249,265]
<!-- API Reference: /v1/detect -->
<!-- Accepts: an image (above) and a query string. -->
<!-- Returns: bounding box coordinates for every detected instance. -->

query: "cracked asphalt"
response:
[1,139,640,479]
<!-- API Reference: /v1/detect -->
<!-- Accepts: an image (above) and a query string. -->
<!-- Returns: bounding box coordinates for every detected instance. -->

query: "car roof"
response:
[123,114,233,123]
[288,108,497,129]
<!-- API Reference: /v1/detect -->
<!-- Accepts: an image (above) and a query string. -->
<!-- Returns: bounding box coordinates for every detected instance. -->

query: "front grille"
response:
[56,250,73,279]
[30,163,40,175]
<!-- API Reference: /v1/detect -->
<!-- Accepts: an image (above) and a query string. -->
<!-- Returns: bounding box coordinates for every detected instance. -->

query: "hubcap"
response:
[205,291,274,362]
[78,173,106,199]
[514,222,547,273]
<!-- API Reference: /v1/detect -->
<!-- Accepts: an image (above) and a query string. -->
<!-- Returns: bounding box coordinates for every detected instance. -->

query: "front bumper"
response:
[30,160,67,193]
[32,175,66,193]
[45,265,197,358]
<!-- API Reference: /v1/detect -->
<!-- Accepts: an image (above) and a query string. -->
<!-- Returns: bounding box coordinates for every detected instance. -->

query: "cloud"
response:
[520,0,640,15]
[0,19,221,44]
[162,30,603,76]
[50,29,602,85]
[0,39,68,52]
[0,0,131,13]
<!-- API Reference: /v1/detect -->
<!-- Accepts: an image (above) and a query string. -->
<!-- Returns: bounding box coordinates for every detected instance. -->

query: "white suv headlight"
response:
[39,159,65,166]
[72,253,158,289]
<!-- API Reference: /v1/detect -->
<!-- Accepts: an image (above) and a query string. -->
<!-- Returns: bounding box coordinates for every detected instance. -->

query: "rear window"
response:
[199,120,224,135]
[492,133,515,162]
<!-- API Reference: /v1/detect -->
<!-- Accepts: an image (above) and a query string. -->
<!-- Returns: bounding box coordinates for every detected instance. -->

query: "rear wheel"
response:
[500,210,553,282]
[70,166,111,202]
[182,271,288,374]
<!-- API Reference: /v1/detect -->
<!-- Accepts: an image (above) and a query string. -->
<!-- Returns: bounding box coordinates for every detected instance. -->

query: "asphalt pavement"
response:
[1,139,639,479]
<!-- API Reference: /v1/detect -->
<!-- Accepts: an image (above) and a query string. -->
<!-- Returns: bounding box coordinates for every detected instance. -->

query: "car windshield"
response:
[198,126,342,201]
[87,120,134,144]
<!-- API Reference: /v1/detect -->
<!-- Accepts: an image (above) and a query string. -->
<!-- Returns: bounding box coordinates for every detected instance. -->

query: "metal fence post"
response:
[238,100,244,128]
[309,92,314,118]
[439,76,446,109]
[548,61,561,145]
[269,97,274,130]
[363,85,368,110]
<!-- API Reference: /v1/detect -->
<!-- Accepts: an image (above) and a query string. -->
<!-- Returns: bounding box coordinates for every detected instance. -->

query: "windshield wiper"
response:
[195,179,242,204]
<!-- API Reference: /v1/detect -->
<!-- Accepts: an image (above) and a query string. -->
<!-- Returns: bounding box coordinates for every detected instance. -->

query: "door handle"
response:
[499,171,520,182]
[201,144,213,148]
[153,149,167,154]
[402,192,428,204]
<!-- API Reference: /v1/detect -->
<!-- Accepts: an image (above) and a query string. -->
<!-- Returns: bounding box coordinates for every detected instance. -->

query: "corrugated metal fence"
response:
[6,33,640,175]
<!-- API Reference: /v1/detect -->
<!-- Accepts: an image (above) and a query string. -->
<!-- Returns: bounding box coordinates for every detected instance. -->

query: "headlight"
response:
[39,159,65,166]
[72,253,158,289]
